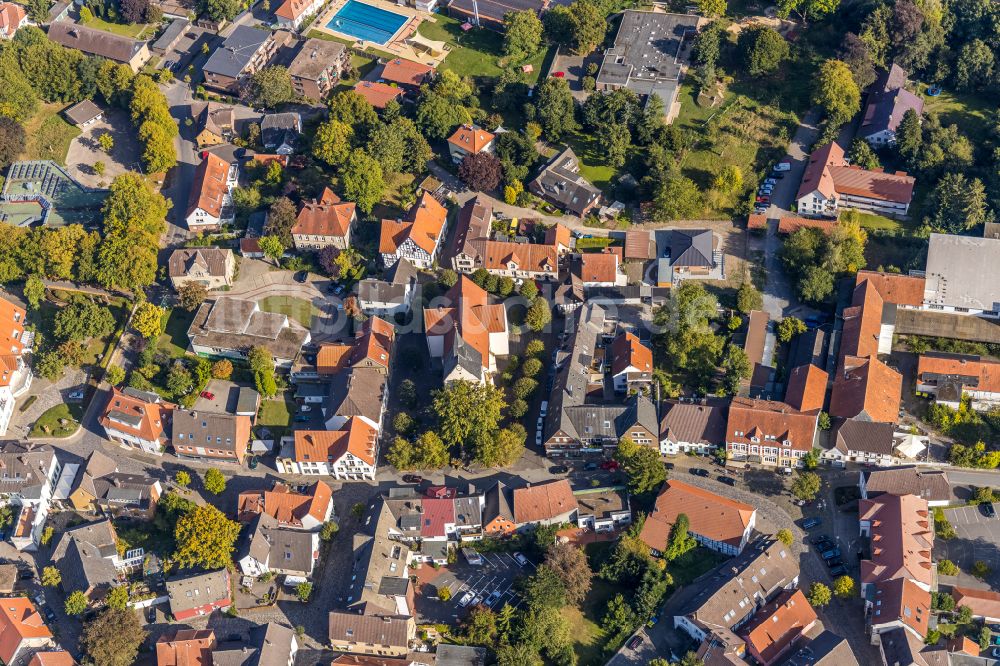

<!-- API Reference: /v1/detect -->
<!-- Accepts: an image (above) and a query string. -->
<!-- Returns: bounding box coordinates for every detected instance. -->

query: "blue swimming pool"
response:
[326,0,408,45]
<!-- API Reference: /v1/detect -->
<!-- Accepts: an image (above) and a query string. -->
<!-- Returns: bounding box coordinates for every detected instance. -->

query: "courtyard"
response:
[65,108,143,189]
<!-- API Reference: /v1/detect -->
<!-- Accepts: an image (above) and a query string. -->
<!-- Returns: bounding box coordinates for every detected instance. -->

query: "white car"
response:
[773,162,792,172]
[458,591,475,607]
[300,405,312,412]
[764,177,777,185]
[540,400,548,417]
[513,552,529,567]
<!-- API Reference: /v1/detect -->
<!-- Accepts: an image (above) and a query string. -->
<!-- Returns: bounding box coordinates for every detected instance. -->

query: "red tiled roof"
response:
[238,482,332,526]
[316,343,352,375]
[420,497,455,538]
[640,479,755,552]
[423,276,504,370]
[379,193,447,255]
[275,0,312,19]
[513,480,577,524]
[0,599,53,665]
[840,280,884,359]
[796,142,843,201]
[624,230,655,259]
[726,398,818,453]
[353,81,403,109]
[100,387,172,444]
[610,331,652,376]
[784,364,828,413]
[0,296,26,356]
[747,214,768,230]
[28,652,76,666]
[186,152,231,219]
[351,316,394,369]
[828,165,915,204]
[293,417,378,466]
[292,188,355,238]
[855,270,925,307]
[155,629,216,666]
[545,224,572,250]
[381,58,434,87]
[580,252,619,283]
[829,355,902,423]
[952,587,1000,621]
[918,353,1000,393]
[741,589,817,666]
[859,493,933,588]
[777,217,836,234]
[0,2,26,38]
[871,577,930,637]
[447,125,494,153]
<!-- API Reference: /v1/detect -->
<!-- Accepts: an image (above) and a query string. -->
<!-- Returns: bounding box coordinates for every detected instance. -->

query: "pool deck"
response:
[312,0,448,66]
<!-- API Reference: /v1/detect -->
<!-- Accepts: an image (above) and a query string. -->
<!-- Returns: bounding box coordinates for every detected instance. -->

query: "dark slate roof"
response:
[47,22,145,63]
[659,399,728,445]
[483,481,514,525]
[358,258,416,306]
[833,419,895,456]
[51,519,119,592]
[668,229,714,267]
[212,623,296,666]
[437,644,488,666]
[166,569,229,614]
[529,147,601,216]
[204,26,272,78]
[261,113,301,148]
[0,442,55,499]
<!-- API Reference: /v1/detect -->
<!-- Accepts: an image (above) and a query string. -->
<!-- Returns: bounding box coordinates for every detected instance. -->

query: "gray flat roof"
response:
[924,233,1000,314]
[596,11,698,95]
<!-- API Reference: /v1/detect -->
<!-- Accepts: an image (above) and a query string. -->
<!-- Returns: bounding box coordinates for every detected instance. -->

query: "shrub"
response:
[937,559,959,576]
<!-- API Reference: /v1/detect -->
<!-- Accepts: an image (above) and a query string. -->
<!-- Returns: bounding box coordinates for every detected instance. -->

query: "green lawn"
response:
[564,130,622,193]
[157,307,195,359]
[30,403,83,438]
[81,16,151,39]
[21,103,80,165]
[851,211,911,233]
[920,85,996,142]
[258,296,318,329]
[259,394,294,443]
[417,15,549,85]
[564,577,618,666]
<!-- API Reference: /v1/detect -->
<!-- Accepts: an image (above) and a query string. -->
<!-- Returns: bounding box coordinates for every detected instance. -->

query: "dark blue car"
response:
[802,517,822,530]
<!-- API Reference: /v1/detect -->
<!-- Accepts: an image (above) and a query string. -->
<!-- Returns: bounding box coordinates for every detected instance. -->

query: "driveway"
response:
[937,503,1000,589]
[415,552,533,623]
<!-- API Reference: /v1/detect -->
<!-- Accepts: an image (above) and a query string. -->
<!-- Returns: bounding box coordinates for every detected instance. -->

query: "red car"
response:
[200,391,215,400]
[553,71,565,77]
[600,460,620,471]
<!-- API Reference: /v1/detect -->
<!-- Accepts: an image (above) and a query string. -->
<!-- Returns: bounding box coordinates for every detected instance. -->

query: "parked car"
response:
[821,547,841,560]
[627,636,643,650]
[248,456,259,470]
[825,558,843,568]
[550,465,569,474]
[325,283,339,293]
[689,468,709,477]
[458,592,475,607]
[293,415,310,423]
[764,178,777,185]
[810,534,832,545]
[829,564,848,576]
[535,431,543,446]
[293,271,308,283]
[664,462,675,471]
[600,460,620,471]
[982,502,997,518]
[200,391,215,400]
[992,647,1000,658]
[540,401,548,418]
[773,161,792,172]
[402,474,423,484]
[485,591,502,607]
[513,552,529,567]
[756,196,770,204]
[718,476,736,486]
[647,613,660,627]
[67,390,85,401]
[334,285,345,296]
[584,462,599,471]
[43,607,56,623]
[801,517,822,529]
[299,405,312,413]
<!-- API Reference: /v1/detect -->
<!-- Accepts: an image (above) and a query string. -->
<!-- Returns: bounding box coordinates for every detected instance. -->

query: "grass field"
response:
[157,307,196,359]
[563,130,625,193]
[21,103,81,165]
[82,16,152,39]
[920,86,995,142]
[564,577,618,666]
[258,296,318,329]
[851,210,912,233]
[30,403,83,438]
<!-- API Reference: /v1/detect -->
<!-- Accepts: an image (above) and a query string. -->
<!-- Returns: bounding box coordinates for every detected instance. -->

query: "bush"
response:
[320,521,339,541]
[175,471,191,487]
[776,529,793,546]
[203,468,226,495]
[521,357,542,377]
[438,587,452,601]
[296,582,312,602]
[972,560,992,579]
[937,559,959,576]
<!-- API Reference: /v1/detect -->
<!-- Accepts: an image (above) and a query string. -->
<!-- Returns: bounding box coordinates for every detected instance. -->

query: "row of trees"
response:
[778,213,867,303]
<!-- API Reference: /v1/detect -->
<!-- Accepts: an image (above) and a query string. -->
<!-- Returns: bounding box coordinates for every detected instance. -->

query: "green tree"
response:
[54,300,114,342]
[614,436,667,495]
[433,381,506,459]
[341,149,385,215]
[320,520,339,541]
[954,39,995,91]
[807,581,831,607]
[972,561,992,580]
[105,585,129,610]
[96,173,168,292]
[203,468,226,495]
[813,59,861,127]
[177,282,208,311]
[474,426,525,467]
[463,605,497,645]
[664,513,698,561]
[173,505,241,569]
[105,365,125,387]
[245,66,294,108]
[175,470,191,487]
[566,0,605,54]
[698,0,726,16]
[650,168,702,221]
[776,528,794,546]
[923,173,991,233]
[980,625,992,652]
[534,77,576,140]
[131,301,163,339]
[328,89,379,141]
[802,447,821,470]
[166,361,193,397]
[211,359,233,379]
[737,281,762,313]
[23,274,44,309]
[81,608,147,666]
[311,119,353,167]
[545,542,592,606]
[721,343,751,395]
[259,235,284,266]
[895,108,922,164]
[65,590,89,615]
[98,133,114,152]
[776,0,839,23]
[652,282,723,391]
[503,10,543,60]
[525,298,552,332]
[833,575,855,598]
[849,138,880,170]
[0,117,26,169]
[41,566,61,587]
[739,26,789,76]
[713,165,743,194]
[791,471,821,501]
[296,581,312,602]
[522,564,567,611]
[937,559,959,576]
[777,316,807,343]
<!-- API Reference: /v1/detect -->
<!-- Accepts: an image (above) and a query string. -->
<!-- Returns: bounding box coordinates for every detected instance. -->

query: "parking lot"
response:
[937,502,1000,587]
[416,551,535,623]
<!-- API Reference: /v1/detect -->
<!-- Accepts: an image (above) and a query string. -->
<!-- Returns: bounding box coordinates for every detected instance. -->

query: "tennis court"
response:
[326,0,409,44]
[0,160,107,227]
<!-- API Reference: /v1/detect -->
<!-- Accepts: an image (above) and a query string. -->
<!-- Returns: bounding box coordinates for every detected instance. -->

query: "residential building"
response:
[859,65,923,147]
[379,193,448,269]
[922,233,1000,318]
[185,152,238,230]
[348,497,417,614]
[673,539,799,645]
[167,248,235,290]
[543,303,658,457]
[877,626,942,666]
[0,598,55,666]
[378,485,484,557]
[149,17,188,56]
[512,480,578,528]
[609,331,652,393]
[187,296,311,368]
[423,276,509,384]
[780,630,859,666]
[446,125,495,164]
[211,623,298,666]
[380,57,434,90]
[843,279,892,358]
[291,187,357,251]
[640,480,756,556]
[357,258,417,318]
[203,26,280,93]
[595,11,699,114]
[736,310,771,390]
[0,442,62,551]
[795,142,915,218]
[855,269,926,309]
[740,589,818,666]
[916,352,1000,410]
[482,481,516,537]
[657,229,724,286]
[166,570,231,621]
[47,22,150,70]
[951,587,1000,622]
[67,450,161,519]
[725,398,819,469]
[528,147,602,216]
[278,417,379,479]
[27,651,77,666]
[0,2,28,39]
[825,419,896,467]
[327,611,414,657]
[624,230,655,261]
[659,399,727,456]
[829,355,902,424]
[353,81,404,108]
[784,364,828,413]
[579,252,624,287]
[194,103,235,147]
[156,629,216,666]
[288,38,349,100]
[236,480,333,530]
[62,100,103,128]
[859,467,954,507]
[171,409,251,464]
[858,493,933,641]
[574,487,630,533]
[261,112,301,154]
[51,520,137,601]
[0,295,32,437]
[446,197,562,280]
[99,387,172,456]
[274,0,322,30]
[236,512,320,579]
